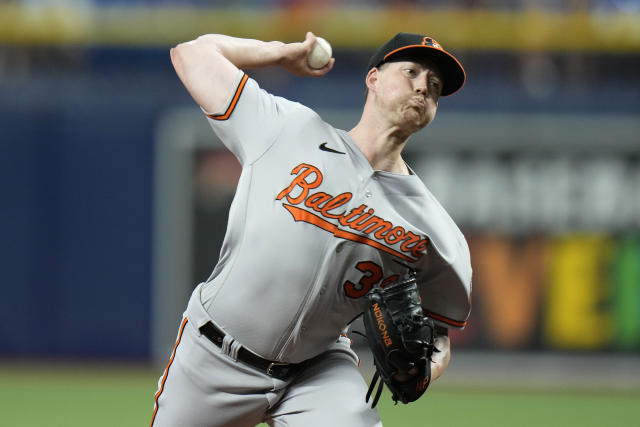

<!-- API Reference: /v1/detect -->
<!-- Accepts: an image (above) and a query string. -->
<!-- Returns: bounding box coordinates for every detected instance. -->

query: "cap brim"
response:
[382,45,466,96]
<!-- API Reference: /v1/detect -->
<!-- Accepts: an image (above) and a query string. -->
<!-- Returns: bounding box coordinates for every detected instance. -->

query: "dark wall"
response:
[0,108,156,357]
[0,47,184,358]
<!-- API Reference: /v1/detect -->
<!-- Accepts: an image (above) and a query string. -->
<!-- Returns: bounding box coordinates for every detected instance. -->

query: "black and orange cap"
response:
[367,32,466,96]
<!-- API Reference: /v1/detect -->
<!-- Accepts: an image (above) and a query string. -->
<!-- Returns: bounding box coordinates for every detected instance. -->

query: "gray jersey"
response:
[200,71,471,363]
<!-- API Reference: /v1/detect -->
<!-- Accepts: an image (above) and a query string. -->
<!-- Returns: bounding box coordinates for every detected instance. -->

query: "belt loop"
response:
[221,335,235,358]
[229,339,242,361]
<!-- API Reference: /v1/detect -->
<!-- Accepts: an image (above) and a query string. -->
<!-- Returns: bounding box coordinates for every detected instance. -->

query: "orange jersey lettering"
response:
[277,163,429,262]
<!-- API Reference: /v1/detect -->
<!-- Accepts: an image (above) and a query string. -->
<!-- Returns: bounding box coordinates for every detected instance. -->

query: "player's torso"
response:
[203,107,468,362]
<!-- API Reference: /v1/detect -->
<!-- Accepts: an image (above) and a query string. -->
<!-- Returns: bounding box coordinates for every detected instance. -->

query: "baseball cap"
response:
[367,32,466,96]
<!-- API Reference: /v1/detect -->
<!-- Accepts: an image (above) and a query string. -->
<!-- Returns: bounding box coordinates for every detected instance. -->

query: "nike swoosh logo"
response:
[319,142,346,155]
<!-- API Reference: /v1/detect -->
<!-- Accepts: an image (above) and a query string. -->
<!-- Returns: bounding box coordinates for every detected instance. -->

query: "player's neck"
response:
[348,121,409,175]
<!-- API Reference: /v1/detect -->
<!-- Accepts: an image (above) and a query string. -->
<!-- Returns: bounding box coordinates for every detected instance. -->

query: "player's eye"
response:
[404,68,417,76]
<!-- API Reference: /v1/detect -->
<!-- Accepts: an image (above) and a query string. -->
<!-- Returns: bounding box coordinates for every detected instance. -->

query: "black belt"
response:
[199,321,304,381]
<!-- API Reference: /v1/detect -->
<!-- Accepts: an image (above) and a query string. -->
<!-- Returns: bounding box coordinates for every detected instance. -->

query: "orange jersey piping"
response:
[423,309,467,328]
[205,73,248,121]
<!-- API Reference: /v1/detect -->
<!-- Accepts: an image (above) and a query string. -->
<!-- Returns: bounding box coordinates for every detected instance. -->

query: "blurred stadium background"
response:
[1,0,639,426]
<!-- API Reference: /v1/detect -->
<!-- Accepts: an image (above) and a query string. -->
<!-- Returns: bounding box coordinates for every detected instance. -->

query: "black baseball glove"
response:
[361,271,436,408]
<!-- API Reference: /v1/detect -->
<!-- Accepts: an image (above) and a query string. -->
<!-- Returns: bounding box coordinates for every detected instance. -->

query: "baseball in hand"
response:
[307,37,332,69]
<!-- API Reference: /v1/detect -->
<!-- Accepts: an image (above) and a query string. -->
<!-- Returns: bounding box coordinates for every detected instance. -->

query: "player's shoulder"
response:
[247,75,330,124]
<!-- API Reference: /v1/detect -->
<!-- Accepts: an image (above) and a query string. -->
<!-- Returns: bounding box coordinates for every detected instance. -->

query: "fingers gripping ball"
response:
[362,272,436,408]
[307,37,332,69]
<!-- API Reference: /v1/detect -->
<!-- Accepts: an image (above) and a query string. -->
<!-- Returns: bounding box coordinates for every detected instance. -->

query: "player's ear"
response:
[365,67,379,94]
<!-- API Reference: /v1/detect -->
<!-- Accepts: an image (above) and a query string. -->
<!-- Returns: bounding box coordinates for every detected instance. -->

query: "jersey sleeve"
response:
[202,70,301,165]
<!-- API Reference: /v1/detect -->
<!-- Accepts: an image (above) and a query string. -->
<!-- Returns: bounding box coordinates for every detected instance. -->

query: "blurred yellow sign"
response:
[1,5,639,51]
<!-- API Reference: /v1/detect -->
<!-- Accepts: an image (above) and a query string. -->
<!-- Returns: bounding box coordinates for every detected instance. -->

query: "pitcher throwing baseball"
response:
[151,31,471,427]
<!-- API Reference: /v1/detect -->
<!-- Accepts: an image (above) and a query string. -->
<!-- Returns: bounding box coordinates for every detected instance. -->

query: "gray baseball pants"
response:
[150,288,382,427]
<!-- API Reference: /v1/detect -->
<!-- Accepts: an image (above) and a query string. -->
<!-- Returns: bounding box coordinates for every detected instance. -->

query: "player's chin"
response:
[404,110,433,132]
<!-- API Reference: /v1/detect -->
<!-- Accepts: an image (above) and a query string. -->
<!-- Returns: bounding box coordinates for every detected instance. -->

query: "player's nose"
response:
[414,78,427,94]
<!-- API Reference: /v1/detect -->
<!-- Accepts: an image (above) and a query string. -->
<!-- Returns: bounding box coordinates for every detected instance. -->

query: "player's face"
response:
[373,59,442,133]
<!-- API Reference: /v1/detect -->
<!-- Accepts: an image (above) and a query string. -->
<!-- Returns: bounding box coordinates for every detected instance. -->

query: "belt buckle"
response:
[266,361,289,377]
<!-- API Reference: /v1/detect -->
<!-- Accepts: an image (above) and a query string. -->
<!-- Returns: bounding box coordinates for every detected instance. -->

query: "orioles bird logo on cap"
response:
[422,37,441,49]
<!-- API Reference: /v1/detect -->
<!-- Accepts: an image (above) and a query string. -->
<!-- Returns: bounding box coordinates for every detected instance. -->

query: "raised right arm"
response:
[170,32,334,114]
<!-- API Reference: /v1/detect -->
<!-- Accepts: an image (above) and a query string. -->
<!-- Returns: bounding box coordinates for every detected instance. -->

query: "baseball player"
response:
[151,31,471,427]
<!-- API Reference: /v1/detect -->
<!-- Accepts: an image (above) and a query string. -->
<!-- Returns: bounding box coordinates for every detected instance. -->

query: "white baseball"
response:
[307,37,332,69]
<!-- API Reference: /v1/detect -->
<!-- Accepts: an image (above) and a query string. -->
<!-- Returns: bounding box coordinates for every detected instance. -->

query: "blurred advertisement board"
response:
[414,152,640,351]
